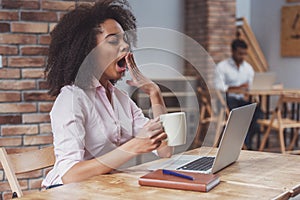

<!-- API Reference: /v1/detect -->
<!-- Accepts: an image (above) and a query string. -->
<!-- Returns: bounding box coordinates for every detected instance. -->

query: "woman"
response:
[42,0,173,187]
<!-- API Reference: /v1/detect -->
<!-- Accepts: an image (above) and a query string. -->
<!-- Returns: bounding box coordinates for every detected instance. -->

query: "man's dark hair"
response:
[231,39,248,51]
[45,0,136,96]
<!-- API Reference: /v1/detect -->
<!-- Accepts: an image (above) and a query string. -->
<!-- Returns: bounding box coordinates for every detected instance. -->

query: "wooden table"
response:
[18,149,300,200]
[229,88,300,117]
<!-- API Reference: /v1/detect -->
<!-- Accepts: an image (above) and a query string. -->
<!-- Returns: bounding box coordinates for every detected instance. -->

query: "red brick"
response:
[0,137,22,146]
[23,134,53,145]
[0,181,12,192]
[0,23,10,32]
[29,178,43,189]
[24,91,55,101]
[22,68,44,78]
[39,102,53,112]
[8,57,45,67]
[41,1,75,11]
[0,80,36,90]
[2,0,40,10]
[0,115,22,124]
[39,35,51,45]
[3,192,12,200]
[0,92,21,102]
[1,125,38,136]
[39,123,52,133]
[0,45,19,55]
[11,22,48,33]
[21,46,49,55]
[0,68,20,79]
[2,55,7,67]
[21,11,58,22]
[0,103,36,113]
[0,34,37,44]
[22,113,50,123]
[0,11,19,21]
[38,80,49,90]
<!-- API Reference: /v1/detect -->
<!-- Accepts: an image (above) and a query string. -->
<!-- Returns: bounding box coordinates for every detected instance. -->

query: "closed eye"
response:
[107,35,120,45]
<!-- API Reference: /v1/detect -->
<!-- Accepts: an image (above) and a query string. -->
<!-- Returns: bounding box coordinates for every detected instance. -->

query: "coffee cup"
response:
[159,112,187,146]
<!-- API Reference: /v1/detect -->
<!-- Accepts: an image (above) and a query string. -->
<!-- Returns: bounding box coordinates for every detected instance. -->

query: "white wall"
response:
[126,0,185,79]
[250,0,300,89]
[128,0,184,31]
[236,0,251,24]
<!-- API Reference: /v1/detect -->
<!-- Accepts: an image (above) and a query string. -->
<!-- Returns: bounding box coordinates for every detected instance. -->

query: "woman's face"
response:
[95,19,129,85]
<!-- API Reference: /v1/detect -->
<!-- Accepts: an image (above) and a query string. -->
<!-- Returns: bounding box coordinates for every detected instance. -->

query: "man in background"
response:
[215,39,263,150]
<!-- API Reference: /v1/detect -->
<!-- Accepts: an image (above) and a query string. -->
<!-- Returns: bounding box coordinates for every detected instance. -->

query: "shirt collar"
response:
[75,75,115,93]
[229,57,246,70]
[96,79,115,93]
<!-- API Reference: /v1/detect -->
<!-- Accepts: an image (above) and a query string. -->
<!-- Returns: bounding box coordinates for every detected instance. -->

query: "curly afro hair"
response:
[45,0,137,96]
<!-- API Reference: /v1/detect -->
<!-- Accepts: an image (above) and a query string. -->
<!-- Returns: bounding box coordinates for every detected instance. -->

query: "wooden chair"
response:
[0,146,55,198]
[193,88,229,148]
[258,94,300,153]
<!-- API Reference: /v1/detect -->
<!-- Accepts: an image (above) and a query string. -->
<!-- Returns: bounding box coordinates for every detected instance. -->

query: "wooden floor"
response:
[252,130,300,153]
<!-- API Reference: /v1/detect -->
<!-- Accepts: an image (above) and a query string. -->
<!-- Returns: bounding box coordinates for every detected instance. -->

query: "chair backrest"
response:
[261,93,300,153]
[0,146,55,197]
[197,88,230,147]
[274,94,300,120]
[198,88,229,122]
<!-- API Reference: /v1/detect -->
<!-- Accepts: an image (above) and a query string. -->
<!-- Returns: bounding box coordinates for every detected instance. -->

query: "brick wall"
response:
[0,1,93,199]
[184,0,236,79]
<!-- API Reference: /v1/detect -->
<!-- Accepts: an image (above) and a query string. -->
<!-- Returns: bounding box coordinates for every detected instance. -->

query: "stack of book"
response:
[138,169,220,192]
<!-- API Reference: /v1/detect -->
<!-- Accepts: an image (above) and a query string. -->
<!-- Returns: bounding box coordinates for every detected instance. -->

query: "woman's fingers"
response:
[136,117,164,139]
[152,131,167,141]
[126,53,139,76]
[126,53,148,83]
[125,54,136,80]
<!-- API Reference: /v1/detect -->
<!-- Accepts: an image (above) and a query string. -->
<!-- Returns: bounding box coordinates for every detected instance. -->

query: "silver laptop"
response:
[148,103,256,174]
[250,72,276,90]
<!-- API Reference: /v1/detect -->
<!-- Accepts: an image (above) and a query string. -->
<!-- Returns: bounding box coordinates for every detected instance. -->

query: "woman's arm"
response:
[62,118,167,183]
[125,53,173,158]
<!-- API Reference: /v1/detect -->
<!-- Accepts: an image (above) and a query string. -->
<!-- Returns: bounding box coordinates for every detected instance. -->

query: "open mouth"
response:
[117,56,126,69]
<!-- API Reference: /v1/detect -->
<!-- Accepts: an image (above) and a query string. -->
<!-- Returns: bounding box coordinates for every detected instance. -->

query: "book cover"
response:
[138,169,220,192]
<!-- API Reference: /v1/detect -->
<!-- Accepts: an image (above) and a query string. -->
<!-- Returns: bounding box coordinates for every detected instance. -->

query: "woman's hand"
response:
[125,53,159,96]
[123,117,167,154]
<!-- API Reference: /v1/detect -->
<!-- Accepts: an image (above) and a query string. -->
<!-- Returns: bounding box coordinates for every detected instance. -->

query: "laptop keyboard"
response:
[176,157,215,171]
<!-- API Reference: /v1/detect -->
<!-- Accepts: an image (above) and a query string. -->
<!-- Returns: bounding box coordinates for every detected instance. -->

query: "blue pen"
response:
[162,169,194,181]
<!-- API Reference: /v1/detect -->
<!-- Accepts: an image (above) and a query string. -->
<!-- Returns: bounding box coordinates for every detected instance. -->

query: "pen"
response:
[162,169,194,181]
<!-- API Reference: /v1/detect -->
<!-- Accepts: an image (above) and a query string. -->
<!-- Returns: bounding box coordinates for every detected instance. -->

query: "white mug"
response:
[159,112,187,146]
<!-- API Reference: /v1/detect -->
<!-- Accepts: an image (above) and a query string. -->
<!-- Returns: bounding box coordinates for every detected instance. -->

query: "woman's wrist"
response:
[144,82,159,96]
[119,138,140,156]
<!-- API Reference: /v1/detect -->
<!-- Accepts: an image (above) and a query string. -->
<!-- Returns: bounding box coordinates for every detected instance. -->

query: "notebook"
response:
[148,103,257,174]
[139,169,220,192]
[250,72,276,90]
